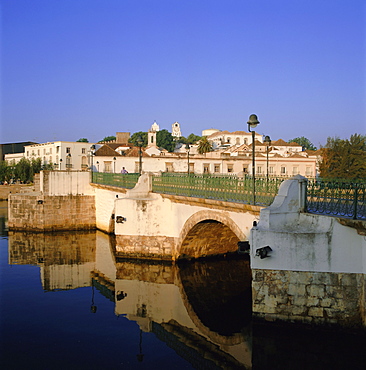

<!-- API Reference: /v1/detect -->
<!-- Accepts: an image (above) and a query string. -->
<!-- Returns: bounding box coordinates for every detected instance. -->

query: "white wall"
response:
[250,177,366,274]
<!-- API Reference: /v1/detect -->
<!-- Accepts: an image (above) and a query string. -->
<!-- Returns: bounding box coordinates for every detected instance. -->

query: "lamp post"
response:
[137,136,143,174]
[96,161,99,172]
[264,135,271,182]
[113,157,116,173]
[185,143,190,174]
[59,158,62,170]
[90,145,95,172]
[247,114,260,204]
[66,153,71,170]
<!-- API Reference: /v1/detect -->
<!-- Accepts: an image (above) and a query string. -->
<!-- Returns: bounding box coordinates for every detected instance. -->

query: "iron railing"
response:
[92,172,140,189]
[306,179,366,220]
[90,171,366,220]
[151,173,285,206]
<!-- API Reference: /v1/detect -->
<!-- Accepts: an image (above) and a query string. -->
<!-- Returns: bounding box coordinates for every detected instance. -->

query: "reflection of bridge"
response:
[8,230,253,369]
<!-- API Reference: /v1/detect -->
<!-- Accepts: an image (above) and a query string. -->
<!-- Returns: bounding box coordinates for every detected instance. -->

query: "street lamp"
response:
[137,136,143,174]
[90,145,95,172]
[59,158,62,170]
[66,153,71,170]
[247,114,260,204]
[113,157,116,173]
[185,143,190,174]
[263,135,271,182]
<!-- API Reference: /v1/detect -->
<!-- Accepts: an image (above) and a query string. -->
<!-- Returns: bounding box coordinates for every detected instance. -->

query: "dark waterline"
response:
[0,201,365,369]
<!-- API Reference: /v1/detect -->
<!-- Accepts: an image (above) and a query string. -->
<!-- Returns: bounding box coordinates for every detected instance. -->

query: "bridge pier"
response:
[250,175,366,329]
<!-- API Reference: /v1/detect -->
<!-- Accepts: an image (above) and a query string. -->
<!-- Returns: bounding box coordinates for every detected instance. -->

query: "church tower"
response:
[172,122,181,138]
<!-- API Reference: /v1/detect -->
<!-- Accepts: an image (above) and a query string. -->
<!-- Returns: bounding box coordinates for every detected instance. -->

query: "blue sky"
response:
[1,0,365,147]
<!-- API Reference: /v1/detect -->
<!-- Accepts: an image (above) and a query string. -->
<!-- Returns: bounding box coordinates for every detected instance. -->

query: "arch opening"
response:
[179,219,241,260]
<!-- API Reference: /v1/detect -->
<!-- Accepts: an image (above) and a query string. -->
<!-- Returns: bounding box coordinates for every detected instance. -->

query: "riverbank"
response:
[0,184,34,200]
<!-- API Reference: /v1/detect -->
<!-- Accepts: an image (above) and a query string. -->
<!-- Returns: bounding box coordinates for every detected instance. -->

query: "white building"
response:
[24,141,99,170]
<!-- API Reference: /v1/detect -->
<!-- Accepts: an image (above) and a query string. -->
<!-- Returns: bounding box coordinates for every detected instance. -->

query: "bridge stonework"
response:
[110,174,261,260]
[250,176,366,329]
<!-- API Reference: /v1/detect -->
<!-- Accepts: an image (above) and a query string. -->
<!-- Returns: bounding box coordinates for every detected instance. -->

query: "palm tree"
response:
[197,137,213,154]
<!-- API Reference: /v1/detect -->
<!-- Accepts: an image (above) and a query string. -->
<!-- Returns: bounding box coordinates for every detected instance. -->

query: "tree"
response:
[99,136,116,143]
[197,137,213,154]
[177,133,202,145]
[14,158,31,183]
[129,132,148,147]
[319,134,366,179]
[77,138,89,142]
[157,129,175,152]
[288,136,317,151]
[0,160,11,183]
[187,133,202,144]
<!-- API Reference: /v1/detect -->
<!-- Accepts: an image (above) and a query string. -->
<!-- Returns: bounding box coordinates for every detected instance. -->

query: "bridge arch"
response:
[177,210,245,259]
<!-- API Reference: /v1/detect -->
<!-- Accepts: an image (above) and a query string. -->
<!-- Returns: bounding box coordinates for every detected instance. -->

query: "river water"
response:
[0,201,364,369]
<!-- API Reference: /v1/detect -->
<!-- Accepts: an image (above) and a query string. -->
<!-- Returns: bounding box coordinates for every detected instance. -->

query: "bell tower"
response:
[172,122,181,138]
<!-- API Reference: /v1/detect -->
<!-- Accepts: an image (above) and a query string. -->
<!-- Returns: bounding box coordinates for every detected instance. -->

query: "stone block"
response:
[307,284,325,298]
[308,307,324,317]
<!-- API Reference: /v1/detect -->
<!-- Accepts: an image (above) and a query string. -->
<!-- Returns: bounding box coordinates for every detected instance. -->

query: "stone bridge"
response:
[94,173,262,261]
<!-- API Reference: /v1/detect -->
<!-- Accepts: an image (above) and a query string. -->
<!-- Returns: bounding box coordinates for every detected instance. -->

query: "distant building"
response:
[171,122,182,138]
[202,128,220,137]
[0,141,36,161]
[24,141,99,171]
[151,121,160,132]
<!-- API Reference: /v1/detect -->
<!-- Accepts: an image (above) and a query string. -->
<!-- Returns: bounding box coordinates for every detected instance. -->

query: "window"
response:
[281,166,286,174]
[56,146,60,154]
[243,166,248,173]
[269,166,274,174]
[50,148,52,154]
[306,167,312,176]
[104,161,112,173]
[166,163,174,172]
[43,149,46,155]
[203,164,210,173]
[244,138,248,145]
[214,164,220,173]
[292,166,298,175]
[189,163,195,173]
[227,164,233,173]
[257,166,262,174]
[82,148,86,154]
[37,149,40,155]
[236,137,240,145]
[66,147,71,154]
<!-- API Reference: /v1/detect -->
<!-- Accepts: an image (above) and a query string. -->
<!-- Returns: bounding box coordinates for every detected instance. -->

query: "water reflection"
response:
[4,221,366,369]
[7,229,252,369]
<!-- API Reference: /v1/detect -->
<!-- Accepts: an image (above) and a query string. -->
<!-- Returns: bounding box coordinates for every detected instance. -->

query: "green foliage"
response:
[157,129,175,152]
[177,133,202,145]
[187,133,202,144]
[0,157,43,184]
[319,134,366,179]
[129,132,148,147]
[288,136,317,151]
[99,136,116,143]
[197,136,213,154]
[77,138,89,142]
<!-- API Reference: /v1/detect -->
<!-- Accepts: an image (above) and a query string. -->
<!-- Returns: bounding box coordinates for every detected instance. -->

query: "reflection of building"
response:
[7,228,252,368]
[8,230,96,291]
